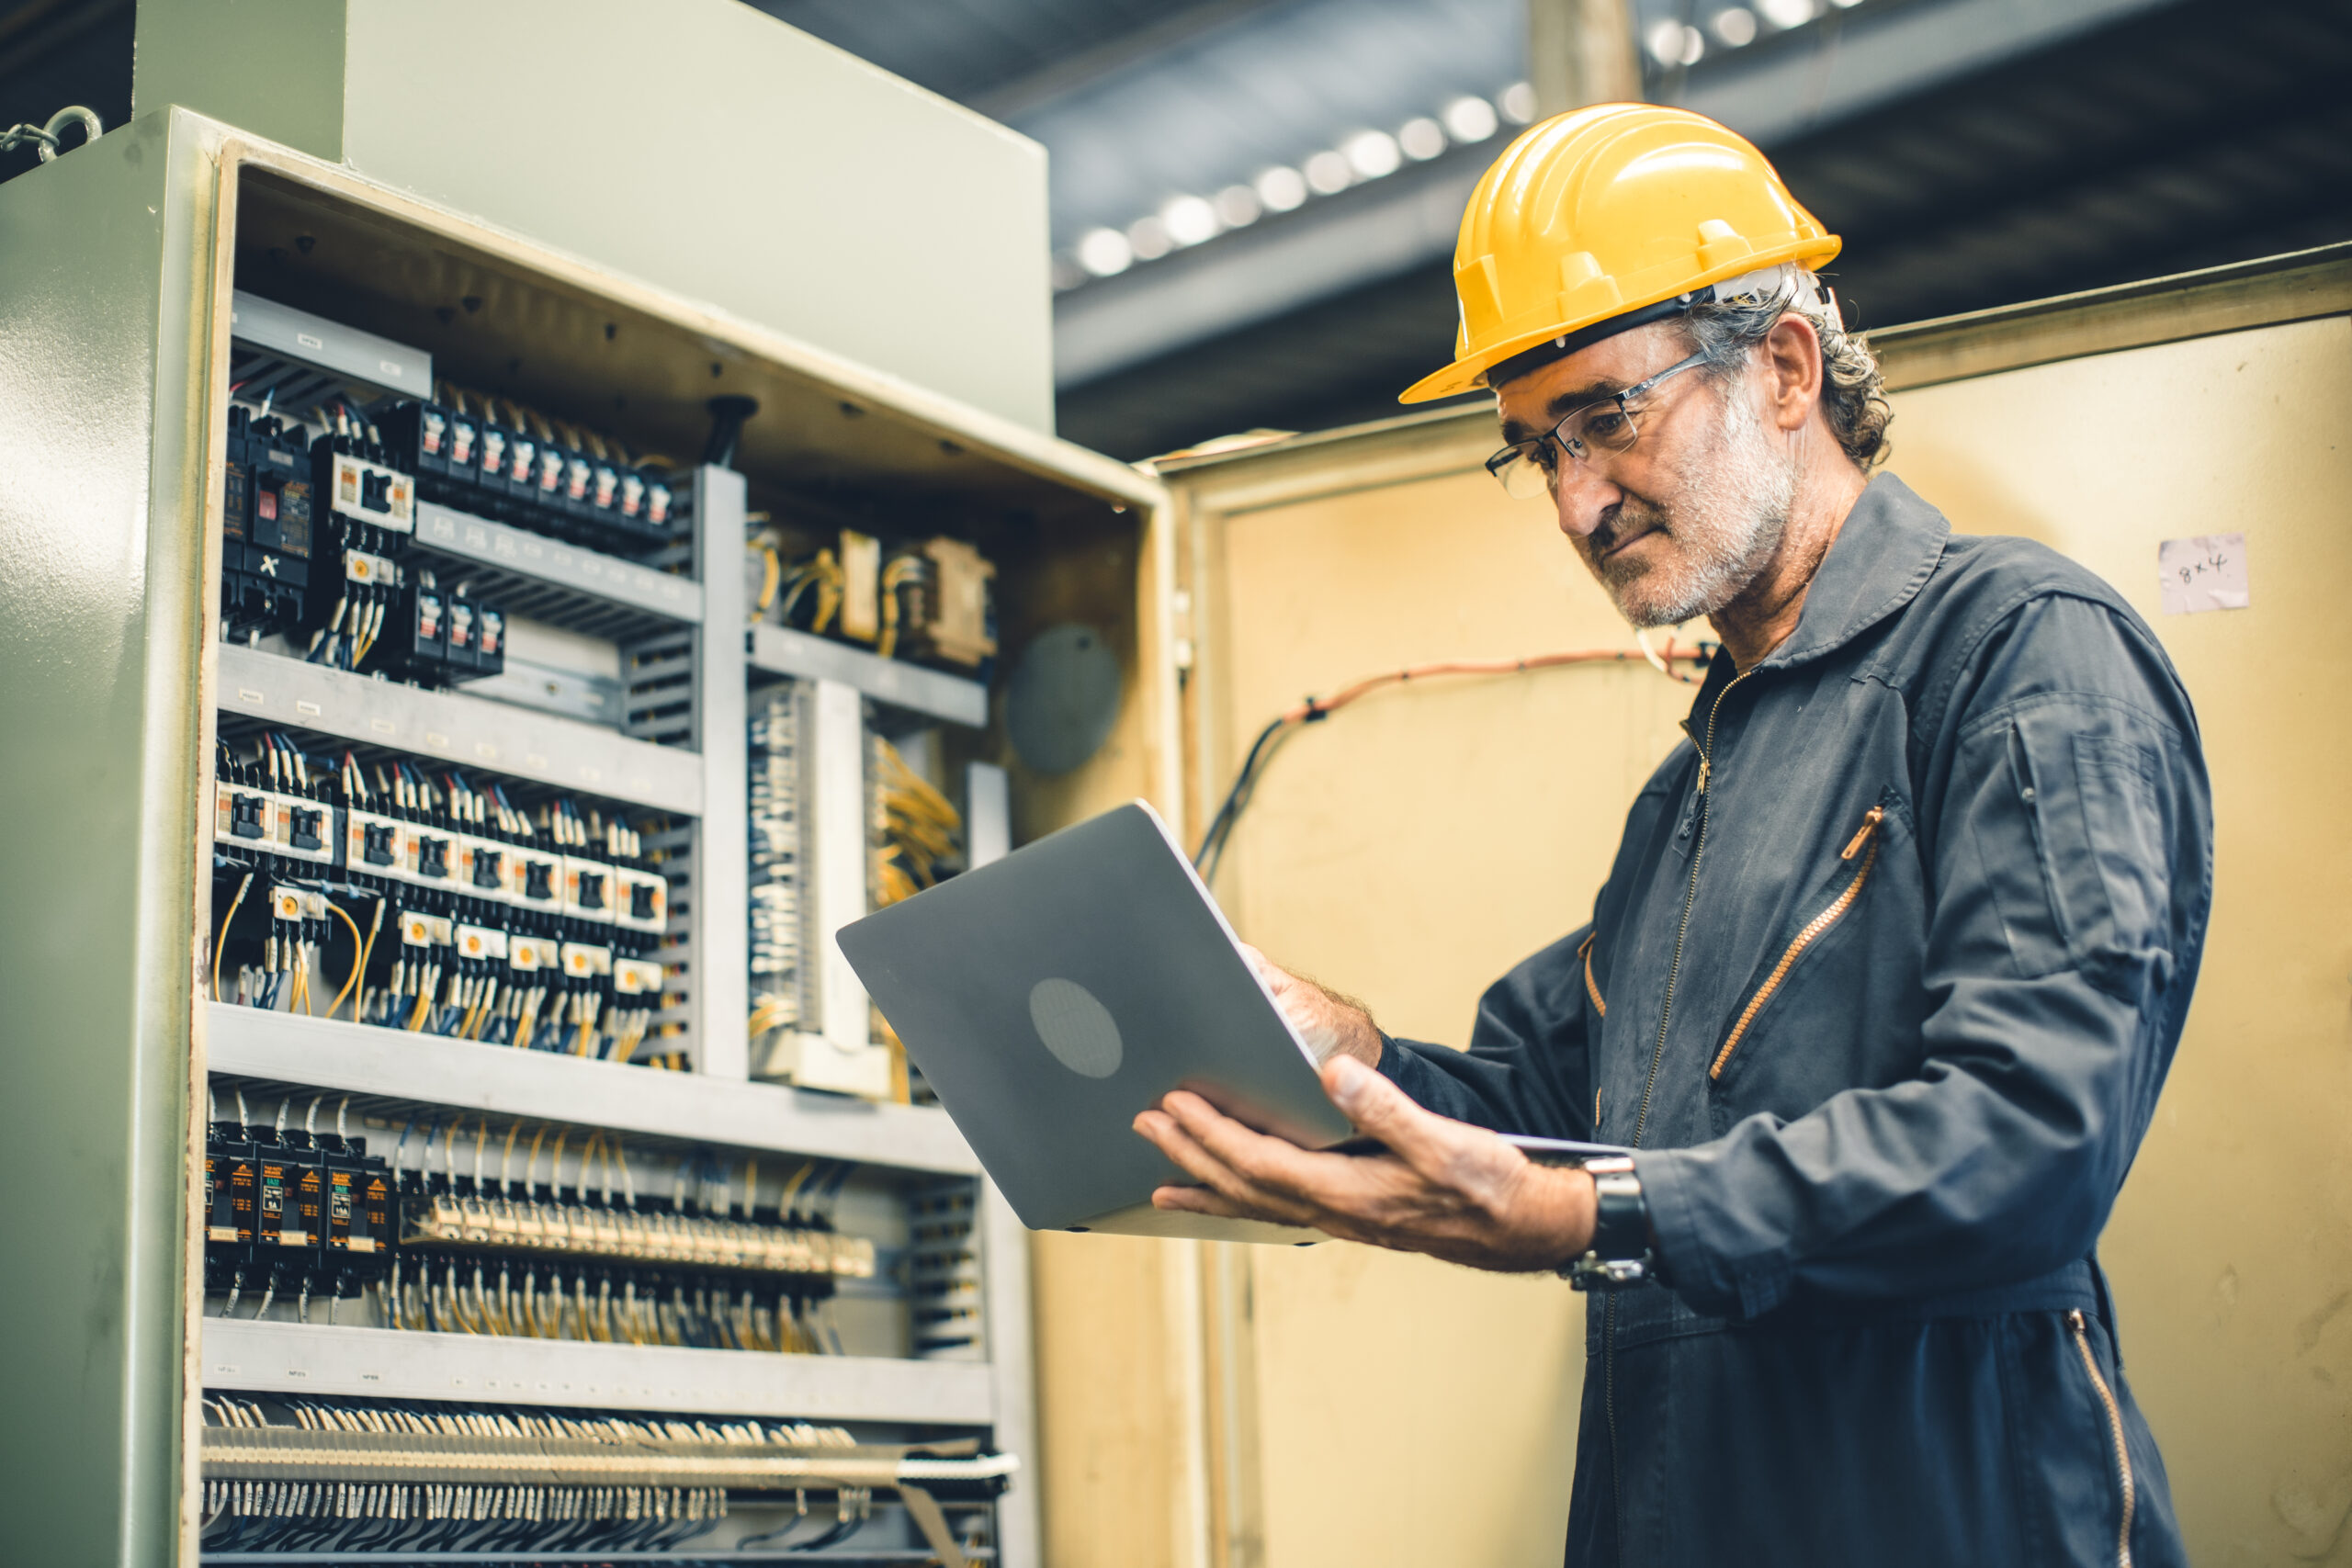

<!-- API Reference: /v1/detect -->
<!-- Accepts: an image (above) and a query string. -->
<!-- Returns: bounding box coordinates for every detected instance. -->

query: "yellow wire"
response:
[476,1269,506,1337]
[501,1120,523,1194]
[446,1271,481,1336]
[807,551,843,634]
[751,540,783,622]
[324,900,365,1019]
[876,557,920,660]
[353,898,385,1021]
[527,1125,549,1195]
[213,874,253,1004]
[778,1159,817,1217]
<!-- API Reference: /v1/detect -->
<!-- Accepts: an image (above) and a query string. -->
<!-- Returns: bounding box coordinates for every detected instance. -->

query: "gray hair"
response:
[1681,276,1893,470]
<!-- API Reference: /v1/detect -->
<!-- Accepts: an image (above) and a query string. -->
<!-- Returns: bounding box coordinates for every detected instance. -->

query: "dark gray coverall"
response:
[1379,475,2211,1566]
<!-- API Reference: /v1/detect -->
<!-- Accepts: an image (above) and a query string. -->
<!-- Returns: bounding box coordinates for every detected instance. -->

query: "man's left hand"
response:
[1133,1055,1597,1273]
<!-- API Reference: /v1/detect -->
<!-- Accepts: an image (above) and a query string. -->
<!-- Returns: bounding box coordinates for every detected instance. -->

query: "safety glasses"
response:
[1485,350,1711,499]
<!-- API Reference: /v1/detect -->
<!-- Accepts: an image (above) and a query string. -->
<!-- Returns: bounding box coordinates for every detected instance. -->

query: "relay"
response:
[203,1099,393,1324]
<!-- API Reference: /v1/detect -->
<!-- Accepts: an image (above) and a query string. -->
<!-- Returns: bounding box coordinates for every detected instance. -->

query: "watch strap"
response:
[1564,1156,1654,1292]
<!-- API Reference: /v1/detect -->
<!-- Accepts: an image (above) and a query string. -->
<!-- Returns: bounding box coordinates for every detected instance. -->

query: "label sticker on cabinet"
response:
[2159,533,2249,615]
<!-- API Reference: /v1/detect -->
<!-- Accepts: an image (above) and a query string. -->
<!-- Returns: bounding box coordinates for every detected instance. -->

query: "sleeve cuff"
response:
[1634,1147,1791,1320]
[1374,1032,1442,1095]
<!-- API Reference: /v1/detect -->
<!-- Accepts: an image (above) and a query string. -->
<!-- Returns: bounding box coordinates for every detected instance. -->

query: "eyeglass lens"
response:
[1488,400,1645,497]
[1486,350,1708,498]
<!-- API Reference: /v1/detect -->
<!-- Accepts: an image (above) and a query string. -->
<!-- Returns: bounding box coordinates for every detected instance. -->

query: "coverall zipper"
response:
[1709,806,1885,1080]
[2067,1309,2136,1568]
[1605,665,1752,1562]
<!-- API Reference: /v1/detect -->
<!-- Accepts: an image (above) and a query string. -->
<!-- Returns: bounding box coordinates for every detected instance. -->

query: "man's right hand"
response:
[1238,943,1383,1070]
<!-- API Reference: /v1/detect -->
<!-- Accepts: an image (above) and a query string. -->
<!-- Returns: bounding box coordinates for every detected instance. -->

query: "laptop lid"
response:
[838,801,1351,1234]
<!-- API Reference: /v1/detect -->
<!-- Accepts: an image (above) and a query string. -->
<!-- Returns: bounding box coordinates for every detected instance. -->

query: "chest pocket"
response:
[1709,799,1894,1085]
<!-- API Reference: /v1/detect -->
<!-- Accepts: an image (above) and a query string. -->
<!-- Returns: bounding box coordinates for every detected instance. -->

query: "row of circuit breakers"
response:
[211,734,670,1056]
[221,397,680,679]
[202,1104,876,1347]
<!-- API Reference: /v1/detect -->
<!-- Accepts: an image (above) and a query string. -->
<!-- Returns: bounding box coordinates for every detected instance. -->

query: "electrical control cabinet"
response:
[0,109,1173,1568]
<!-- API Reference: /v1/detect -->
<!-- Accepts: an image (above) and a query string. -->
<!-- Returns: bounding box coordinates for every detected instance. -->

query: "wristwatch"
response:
[1563,1156,1655,1292]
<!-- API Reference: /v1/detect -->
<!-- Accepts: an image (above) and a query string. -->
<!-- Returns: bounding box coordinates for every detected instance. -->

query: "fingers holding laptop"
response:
[1133,1055,1597,1273]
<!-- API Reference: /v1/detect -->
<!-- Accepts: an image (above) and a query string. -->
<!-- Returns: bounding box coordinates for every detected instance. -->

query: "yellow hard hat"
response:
[1400,103,1840,404]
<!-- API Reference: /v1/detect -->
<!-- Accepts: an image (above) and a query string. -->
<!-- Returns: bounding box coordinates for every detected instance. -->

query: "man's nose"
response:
[1552,462,1618,539]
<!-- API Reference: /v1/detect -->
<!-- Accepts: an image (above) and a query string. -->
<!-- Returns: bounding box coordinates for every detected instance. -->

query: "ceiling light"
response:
[1075,228,1132,277]
[1398,117,1447,161]
[1757,0,1815,25]
[1303,149,1354,196]
[1216,184,1263,228]
[1499,82,1537,124]
[1342,130,1402,180]
[1162,194,1220,247]
[1647,20,1705,62]
[1442,96,1498,143]
[1255,165,1307,212]
[1126,214,1172,262]
[1712,6,1758,44]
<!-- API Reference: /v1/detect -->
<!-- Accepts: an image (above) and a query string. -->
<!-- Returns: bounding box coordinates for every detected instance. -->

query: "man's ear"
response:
[1763,315,1826,434]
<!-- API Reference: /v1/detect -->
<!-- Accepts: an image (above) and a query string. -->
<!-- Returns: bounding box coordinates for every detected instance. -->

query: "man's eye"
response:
[1584,411,1630,444]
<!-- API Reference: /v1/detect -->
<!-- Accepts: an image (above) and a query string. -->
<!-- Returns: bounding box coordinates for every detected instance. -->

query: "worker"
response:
[1134,104,2208,1567]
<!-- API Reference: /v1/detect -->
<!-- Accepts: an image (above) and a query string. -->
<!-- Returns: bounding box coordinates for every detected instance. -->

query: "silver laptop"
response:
[836,800,1625,1244]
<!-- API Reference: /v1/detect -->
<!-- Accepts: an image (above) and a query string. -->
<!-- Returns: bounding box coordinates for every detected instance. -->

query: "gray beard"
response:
[1594,386,1797,629]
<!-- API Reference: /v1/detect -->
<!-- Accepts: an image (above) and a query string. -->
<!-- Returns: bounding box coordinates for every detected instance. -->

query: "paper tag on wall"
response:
[2159,533,2250,615]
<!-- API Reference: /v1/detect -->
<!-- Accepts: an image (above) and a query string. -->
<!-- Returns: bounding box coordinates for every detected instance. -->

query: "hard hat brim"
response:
[1397,235,1841,405]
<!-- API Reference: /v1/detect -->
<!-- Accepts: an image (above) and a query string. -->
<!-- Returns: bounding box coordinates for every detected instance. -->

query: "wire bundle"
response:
[749,536,846,634]
[868,736,961,908]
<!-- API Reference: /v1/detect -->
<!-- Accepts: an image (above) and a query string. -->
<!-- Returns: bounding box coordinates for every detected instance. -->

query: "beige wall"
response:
[1057,309,2352,1568]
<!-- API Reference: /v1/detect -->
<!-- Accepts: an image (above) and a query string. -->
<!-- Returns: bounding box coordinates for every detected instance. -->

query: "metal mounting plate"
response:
[749,624,988,729]
[217,642,704,816]
[205,1004,980,1175]
[200,1318,994,1425]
